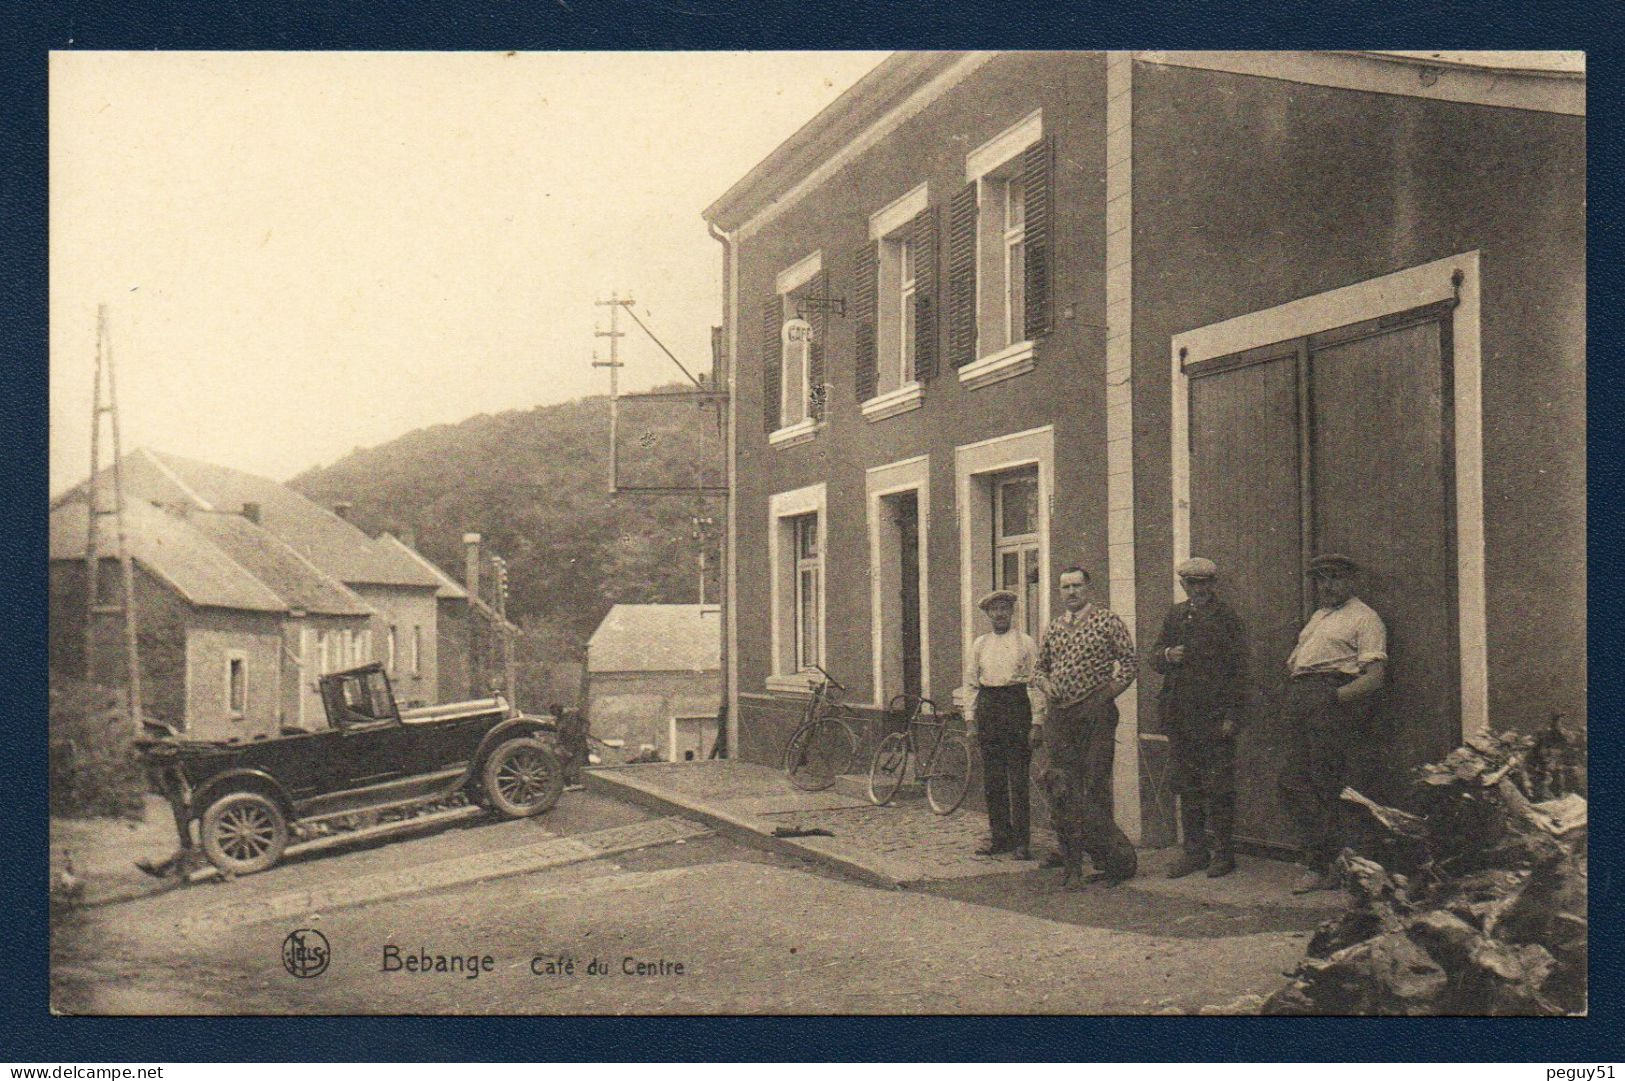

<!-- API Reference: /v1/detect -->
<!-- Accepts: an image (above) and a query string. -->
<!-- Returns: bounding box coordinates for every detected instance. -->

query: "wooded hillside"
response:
[289,382,725,706]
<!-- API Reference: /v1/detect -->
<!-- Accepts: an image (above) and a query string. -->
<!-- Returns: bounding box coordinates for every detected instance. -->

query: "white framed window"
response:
[412,625,423,676]
[770,251,822,444]
[962,109,1042,387]
[993,467,1042,639]
[955,425,1054,701]
[977,161,1029,359]
[767,482,827,690]
[226,651,248,719]
[898,237,917,387]
[793,514,821,672]
[1002,177,1027,348]
[867,182,929,406]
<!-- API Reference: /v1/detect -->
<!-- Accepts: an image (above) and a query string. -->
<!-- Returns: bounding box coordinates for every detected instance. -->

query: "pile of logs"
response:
[1265,720,1587,1015]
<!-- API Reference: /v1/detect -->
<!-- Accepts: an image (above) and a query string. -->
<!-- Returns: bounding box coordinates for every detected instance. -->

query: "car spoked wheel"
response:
[201,792,289,875]
[483,737,565,818]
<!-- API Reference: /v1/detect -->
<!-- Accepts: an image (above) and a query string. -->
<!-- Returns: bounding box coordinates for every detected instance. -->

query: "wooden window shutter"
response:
[947,181,978,368]
[762,295,782,433]
[853,244,879,403]
[911,203,939,382]
[1022,134,1054,341]
[807,269,829,421]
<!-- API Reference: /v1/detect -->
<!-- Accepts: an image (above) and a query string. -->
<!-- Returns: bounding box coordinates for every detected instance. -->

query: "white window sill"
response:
[768,418,820,448]
[958,339,1036,390]
[765,672,819,694]
[860,382,925,422]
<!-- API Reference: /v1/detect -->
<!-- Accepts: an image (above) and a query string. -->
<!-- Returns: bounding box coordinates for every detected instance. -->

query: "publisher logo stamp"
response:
[282,928,330,978]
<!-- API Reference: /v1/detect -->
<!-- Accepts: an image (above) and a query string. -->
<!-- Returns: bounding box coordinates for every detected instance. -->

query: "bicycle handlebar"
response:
[807,664,846,693]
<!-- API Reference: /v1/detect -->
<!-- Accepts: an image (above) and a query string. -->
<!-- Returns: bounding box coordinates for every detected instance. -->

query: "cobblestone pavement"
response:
[593,760,1344,913]
[762,801,1058,880]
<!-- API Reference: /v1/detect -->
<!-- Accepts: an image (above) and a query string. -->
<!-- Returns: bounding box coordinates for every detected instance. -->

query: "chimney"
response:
[333,501,353,521]
[463,532,482,599]
[241,502,261,525]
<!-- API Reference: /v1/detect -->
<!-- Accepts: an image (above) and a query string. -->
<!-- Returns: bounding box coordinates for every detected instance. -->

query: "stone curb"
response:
[585,768,912,890]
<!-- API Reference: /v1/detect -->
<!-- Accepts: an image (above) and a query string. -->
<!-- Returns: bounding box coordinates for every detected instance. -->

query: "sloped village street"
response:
[52,773,1337,1015]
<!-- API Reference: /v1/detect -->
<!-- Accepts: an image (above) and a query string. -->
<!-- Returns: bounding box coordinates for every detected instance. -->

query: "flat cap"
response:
[978,589,1018,610]
[1176,557,1218,580]
[1307,553,1359,577]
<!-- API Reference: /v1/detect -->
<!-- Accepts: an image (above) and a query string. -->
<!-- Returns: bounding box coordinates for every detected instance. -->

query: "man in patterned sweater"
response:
[1033,565,1140,884]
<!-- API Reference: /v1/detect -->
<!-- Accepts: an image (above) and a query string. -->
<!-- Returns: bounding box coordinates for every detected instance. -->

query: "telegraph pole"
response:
[591,295,731,755]
[593,293,632,494]
[83,304,143,730]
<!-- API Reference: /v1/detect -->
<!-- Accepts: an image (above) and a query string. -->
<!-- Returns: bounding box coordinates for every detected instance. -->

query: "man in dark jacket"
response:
[1149,557,1251,878]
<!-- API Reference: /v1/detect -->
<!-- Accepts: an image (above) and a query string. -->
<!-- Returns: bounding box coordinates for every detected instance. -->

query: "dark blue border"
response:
[5,0,1618,1062]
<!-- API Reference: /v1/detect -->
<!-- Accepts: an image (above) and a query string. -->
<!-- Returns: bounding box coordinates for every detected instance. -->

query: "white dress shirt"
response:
[962,629,1044,723]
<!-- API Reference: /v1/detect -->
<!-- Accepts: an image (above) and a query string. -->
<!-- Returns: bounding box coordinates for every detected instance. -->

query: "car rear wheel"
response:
[483,737,565,818]
[200,792,289,875]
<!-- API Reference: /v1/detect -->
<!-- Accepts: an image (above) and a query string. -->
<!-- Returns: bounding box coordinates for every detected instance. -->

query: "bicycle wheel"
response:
[867,732,910,805]
[925,734,973,815]
[788,717,856,791]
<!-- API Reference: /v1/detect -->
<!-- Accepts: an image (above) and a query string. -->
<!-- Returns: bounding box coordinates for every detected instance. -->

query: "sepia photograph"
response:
[46,48,1586,1019]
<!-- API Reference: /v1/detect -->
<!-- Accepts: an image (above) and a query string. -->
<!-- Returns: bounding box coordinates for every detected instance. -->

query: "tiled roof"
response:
[189,512,373,616]
[375,533,468,600]
[62,449,441,589]
[587,604,722,673]
[50,499,288,613]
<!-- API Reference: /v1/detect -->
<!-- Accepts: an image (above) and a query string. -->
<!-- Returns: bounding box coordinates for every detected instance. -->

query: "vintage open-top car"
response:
[137,663,566,875]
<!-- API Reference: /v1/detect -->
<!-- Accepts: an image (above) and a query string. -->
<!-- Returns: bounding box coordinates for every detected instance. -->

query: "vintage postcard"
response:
[47,49,1585,1017]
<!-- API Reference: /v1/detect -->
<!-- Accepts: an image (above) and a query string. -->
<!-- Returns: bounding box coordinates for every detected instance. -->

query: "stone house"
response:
[587,604,723,762]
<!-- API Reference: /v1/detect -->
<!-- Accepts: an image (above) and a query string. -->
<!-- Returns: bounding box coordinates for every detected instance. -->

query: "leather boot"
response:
[1167,797,1208,878]
[1206,793,1236,878]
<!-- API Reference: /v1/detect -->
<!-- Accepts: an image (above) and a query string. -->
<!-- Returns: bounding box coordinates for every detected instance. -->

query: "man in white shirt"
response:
[964,590,1042,859]
[1277,553,1388,893]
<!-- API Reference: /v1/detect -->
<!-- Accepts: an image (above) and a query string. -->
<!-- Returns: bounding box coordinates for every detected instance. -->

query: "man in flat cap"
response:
[963,589,1042,858]
[1278,553,1387,892]
[1149,557,1251,879]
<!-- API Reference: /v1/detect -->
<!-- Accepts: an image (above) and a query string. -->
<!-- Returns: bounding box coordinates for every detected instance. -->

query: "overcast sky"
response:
[49,50,888,494]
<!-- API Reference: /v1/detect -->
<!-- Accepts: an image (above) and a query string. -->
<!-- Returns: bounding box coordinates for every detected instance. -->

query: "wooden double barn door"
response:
[1186,302,1460,852]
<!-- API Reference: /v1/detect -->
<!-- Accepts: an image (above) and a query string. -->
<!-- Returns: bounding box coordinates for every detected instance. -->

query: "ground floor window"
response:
[955,427,1053,697]
[993,466,1041,639]
[226,652,247,718]
[767,483,827,689]
[793,513,821,671]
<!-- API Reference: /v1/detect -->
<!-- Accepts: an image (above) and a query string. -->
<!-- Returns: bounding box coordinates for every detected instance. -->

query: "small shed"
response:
[586,604,722,762]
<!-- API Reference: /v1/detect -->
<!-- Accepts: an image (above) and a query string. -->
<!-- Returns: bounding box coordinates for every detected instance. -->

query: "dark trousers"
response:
[1277,673,1369,871]
[1049,696,1137,879]
[1166,711,1236,858]
[976,685,1032,848]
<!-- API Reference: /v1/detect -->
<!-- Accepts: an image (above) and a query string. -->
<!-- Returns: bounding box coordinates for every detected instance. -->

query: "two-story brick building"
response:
[703,51,1584,851]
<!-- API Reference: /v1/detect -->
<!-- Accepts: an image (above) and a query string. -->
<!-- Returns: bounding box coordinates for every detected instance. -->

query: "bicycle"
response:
[866,694,974,815]
[781,665,859,792]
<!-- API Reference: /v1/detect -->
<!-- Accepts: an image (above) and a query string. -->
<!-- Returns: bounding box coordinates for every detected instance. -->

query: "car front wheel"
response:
[200,791,289,875]
[482,737,565,818]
